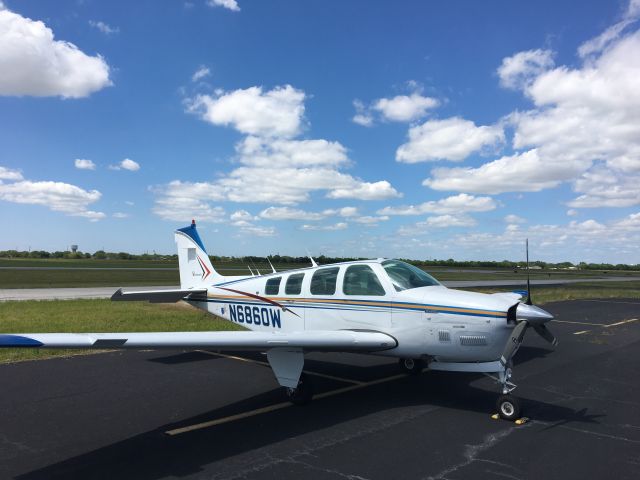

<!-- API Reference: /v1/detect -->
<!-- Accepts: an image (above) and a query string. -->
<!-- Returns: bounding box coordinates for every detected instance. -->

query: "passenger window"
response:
[265,276,281,295]
[285,273,305,295]
[310,267,339,295]
[343,265,385,296]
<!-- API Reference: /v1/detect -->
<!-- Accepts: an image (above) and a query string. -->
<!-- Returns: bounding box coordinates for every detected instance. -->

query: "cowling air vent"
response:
[460,335,488,346]
[438,330,451,342]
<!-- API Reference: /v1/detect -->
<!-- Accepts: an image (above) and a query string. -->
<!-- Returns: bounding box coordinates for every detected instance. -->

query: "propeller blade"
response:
[533,324,559,347]
[500,320,528,366]
[525,238,532,305]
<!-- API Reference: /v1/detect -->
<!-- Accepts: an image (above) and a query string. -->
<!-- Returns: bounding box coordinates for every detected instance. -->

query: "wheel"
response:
[496,394,521,421]
[285,373,314,406]
[399,358,424,375]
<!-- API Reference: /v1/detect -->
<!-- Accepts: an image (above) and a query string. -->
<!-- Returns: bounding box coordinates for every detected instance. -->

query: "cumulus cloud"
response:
[110,158,140,171]
[113,212,129,219]
[74,159,96,170]
[423,5,640,206]
[396,117,504,163]
[0,180,105,220]
[301,222,348,231]
[0,166,23,180]
[0,5,111,98]
[192,65,210,82]
[151,180,226,222]
[578,0,640,58]
[327,180,400,201]
[186,85,305,138]
[236,136,349,168]
[373,93,438,122]
[399,214,477,235]
[207,0,240,12]
[378,193,497,216]
[352,99,374,127]
[497,49,554,90]
[88,20,119,35]
[259,206,330,221]
[424,149,566,194]
[504,214,526,224]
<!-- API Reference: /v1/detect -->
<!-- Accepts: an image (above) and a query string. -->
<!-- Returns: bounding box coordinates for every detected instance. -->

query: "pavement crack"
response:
[425,425,528,480]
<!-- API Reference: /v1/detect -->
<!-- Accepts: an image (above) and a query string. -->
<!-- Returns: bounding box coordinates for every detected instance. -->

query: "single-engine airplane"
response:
[0,221,557,420]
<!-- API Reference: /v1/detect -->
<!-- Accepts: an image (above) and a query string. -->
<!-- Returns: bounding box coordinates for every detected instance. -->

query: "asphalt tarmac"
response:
[0,299,639,479]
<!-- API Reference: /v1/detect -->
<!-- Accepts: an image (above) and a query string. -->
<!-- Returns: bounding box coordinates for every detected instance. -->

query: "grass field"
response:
[0,300,243,364]
[1,280,637,364]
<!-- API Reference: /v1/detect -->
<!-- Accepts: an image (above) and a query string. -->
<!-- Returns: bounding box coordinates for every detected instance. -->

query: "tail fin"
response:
[175,220,224,288]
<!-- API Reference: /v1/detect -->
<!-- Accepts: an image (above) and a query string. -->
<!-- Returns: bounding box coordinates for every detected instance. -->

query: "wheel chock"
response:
[515,417,529,425]
[490,413,500,420]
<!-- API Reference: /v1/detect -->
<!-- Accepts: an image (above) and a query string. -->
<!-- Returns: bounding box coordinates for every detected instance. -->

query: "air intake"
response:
[460,335,488,346]
[438,330,451,342]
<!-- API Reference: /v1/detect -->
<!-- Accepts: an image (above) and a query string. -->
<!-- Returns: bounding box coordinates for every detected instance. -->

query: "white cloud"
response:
[352,215,389,225]
[259,206,332,221]
[110,158,140,171]
[207,0,240,12]
[0,166,23,180]
[0,180,104,221]
[424,149,568,194]
[186,85,305,138]
[378,193,497,216]
[113,212,129,219]
[568,167,640,208]
[352,99,374,127]
[0,5,111,98]
[240,225,276,237]
[504,214,525,224]
[236,136,348,168]
[74,159,96,170]
[567,209,578,216]
[396,117,504,163]
[301,222,348,231]
[327,180,401,201]
[497,49,554,90]
[192,65,210,82]
[578,0,639,58]
[230,210,255,222]
[151,180,225,223]
[373,93,438,122]
[337,206,359,217]
[398,214,477,235]
[88,20,119,35]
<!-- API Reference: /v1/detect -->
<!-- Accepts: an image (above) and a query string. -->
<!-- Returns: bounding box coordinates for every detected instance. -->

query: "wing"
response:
[111,288,208,303]
[0,330,397,352]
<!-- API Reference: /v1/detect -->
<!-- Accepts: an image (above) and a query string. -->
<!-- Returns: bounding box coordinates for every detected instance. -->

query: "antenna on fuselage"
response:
[267,257,276,274]
[248,266,255,276]
[306,250,318,267]
[525,238,532,305]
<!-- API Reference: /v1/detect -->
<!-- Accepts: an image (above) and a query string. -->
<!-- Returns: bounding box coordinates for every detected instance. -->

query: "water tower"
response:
[71,245,78,253]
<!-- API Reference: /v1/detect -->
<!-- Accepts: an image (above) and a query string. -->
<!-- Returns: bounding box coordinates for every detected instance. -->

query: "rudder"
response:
[175,220,223,288]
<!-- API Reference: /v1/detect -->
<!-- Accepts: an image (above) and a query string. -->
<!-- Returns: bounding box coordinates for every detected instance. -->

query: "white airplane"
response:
[0,221,557,420]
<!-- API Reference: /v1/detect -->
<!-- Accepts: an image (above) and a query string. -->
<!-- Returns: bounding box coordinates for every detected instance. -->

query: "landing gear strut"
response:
[399,358,424,375]
[285,373,314,406]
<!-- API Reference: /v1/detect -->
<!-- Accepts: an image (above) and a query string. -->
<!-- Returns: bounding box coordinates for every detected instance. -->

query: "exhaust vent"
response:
[460,335,488,346]
[438,330,451,342]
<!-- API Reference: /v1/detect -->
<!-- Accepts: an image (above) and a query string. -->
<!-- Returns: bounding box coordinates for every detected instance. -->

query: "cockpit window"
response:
[382,260,440,291]
[343,265,385,296]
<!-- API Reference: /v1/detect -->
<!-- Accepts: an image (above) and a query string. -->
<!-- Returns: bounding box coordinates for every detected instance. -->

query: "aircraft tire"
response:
[286,373,313,406]
[496,394,521,421]
[399,358,424,375]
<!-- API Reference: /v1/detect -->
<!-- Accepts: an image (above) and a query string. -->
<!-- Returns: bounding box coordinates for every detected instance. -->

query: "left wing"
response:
[111,288,207,303]
[0,330,397,352]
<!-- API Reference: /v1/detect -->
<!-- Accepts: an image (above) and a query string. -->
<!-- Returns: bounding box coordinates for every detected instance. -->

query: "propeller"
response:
[500,239,558,367]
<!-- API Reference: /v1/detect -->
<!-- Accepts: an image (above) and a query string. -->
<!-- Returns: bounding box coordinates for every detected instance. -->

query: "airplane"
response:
[0,220,557,421]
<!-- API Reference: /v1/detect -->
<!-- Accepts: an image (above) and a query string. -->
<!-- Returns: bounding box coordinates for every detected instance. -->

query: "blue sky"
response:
[1,0,639,263]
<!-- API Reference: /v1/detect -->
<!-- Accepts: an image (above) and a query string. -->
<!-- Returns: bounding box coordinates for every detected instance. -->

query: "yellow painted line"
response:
[605,318,638,328]
[552,320,607,326]
[196,350,365,385]
[165,372,406,436]
[573,330,590,335]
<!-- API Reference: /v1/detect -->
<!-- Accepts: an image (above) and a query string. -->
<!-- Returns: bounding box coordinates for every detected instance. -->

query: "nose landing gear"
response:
[399,358,425,375]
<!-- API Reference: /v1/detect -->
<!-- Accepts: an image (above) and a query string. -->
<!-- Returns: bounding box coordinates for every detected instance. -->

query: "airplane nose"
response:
[516,303,554,325]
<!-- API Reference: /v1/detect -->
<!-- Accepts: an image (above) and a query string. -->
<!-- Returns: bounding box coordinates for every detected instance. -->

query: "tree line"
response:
[1,249,638,271]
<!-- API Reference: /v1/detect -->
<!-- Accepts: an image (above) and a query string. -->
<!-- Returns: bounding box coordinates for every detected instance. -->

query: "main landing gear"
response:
[399,358,424,375]
[285,373,314,406]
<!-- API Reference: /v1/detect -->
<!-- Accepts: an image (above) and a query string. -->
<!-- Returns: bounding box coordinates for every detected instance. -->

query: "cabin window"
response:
[310,267,339,295]
[343,265,385,296]
[265,276,282,295]
[382,260,440,291]
[285,273,305,295]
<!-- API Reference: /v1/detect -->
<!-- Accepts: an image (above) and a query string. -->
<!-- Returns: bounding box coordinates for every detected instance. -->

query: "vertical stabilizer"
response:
[175,220,224,288]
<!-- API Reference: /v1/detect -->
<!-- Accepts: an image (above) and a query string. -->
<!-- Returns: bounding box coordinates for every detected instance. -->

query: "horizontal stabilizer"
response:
[111,288,208,303]
[0,330,397,352]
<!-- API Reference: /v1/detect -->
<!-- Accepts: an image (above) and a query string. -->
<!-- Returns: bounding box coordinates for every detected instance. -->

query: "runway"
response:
[0,299,638,479]
[1,276,638,301]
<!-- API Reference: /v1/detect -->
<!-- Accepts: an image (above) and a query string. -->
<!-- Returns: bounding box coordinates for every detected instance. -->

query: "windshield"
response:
[382,260,440,291]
